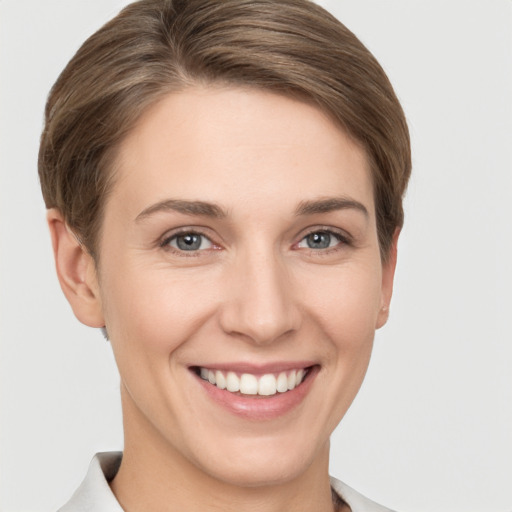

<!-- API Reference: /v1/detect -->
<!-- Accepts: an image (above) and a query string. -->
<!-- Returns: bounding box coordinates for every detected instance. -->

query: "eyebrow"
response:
[295,197,369,217]
[135,199,227,221]
[135,196,368,222]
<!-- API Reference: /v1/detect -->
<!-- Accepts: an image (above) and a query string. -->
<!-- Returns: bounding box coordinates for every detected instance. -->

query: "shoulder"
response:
[330,477,397,512]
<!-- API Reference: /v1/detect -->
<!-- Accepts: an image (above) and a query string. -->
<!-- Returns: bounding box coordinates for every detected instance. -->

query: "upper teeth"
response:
[199,368,307,396]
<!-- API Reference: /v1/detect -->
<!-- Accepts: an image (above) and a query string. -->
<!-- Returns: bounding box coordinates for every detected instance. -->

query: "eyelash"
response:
[159,227,351,256]
[160,229,216,257]
[296,227,351,254]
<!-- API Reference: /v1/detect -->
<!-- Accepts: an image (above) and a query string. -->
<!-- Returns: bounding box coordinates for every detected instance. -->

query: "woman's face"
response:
[92,87,396,486]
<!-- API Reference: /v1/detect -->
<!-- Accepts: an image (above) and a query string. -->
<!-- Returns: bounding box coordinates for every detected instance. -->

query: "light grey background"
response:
[1,1,511,511]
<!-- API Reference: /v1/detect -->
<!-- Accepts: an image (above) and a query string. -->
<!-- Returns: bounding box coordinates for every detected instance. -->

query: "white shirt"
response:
[58,452,396,512]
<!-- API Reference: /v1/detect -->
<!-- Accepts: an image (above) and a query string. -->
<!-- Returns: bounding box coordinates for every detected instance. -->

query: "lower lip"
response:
[193,366,319,420]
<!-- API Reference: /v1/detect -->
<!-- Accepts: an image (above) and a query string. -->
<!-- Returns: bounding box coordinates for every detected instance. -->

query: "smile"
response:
[192,363,319,420]
[197,367,309,396]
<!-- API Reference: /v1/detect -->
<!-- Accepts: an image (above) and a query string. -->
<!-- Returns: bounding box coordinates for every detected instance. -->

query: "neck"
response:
[110,387,340,512]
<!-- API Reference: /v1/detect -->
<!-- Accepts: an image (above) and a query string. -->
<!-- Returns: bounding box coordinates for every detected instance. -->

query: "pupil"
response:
[307,232,330,249]
[177,234,201,250]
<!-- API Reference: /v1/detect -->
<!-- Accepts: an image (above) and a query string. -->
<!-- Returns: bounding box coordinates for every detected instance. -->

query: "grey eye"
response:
[298,231,340,250]
[169,233,212,251]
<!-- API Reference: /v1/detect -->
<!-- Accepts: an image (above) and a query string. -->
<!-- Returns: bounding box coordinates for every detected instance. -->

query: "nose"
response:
[219,248,301,346]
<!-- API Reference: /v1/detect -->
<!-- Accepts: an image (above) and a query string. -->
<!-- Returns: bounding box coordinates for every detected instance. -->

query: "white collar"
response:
[58,452,124,512]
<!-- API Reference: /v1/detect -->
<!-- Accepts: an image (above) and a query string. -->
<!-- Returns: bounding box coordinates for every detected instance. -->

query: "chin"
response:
[183,428,329,489]
[204,455,313,488]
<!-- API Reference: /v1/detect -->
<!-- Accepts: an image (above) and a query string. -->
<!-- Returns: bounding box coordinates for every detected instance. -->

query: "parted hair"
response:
[38,0,411,261]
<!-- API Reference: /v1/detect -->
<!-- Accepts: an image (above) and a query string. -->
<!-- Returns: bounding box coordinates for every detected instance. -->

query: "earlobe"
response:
[47,209,105,328]
[376,228,400,329]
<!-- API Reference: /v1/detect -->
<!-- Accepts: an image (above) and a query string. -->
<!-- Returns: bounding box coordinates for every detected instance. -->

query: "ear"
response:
[376,228,400,329]
[47,208,105,328]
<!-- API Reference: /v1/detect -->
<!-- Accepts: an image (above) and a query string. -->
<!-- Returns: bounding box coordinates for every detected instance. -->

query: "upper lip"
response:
[190,361,317,375]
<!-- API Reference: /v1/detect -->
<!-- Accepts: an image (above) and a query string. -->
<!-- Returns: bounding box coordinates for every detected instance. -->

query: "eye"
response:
[165,232,214,252]
[297,230,343,250]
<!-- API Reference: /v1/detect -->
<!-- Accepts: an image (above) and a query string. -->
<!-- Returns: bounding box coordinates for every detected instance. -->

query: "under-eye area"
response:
[191,366,316,396]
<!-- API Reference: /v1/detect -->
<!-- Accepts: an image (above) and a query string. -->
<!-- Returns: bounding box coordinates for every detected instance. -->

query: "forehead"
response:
[110,86,374,219]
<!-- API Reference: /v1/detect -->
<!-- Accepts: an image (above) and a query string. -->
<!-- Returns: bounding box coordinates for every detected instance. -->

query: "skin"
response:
[48,87,398,512]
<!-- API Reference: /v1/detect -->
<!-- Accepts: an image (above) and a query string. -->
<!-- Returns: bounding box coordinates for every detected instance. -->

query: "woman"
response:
[39,0,411,510]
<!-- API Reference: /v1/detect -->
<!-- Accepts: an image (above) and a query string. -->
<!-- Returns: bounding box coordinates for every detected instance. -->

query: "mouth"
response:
[189,363,318,420]
[192,366,311,397]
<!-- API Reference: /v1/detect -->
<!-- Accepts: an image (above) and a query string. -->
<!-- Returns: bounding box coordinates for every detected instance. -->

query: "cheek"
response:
[101,264,221,355]
[302,261,382,345]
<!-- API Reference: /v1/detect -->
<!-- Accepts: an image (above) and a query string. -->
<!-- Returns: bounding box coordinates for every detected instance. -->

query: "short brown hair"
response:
[38,0,411,261]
